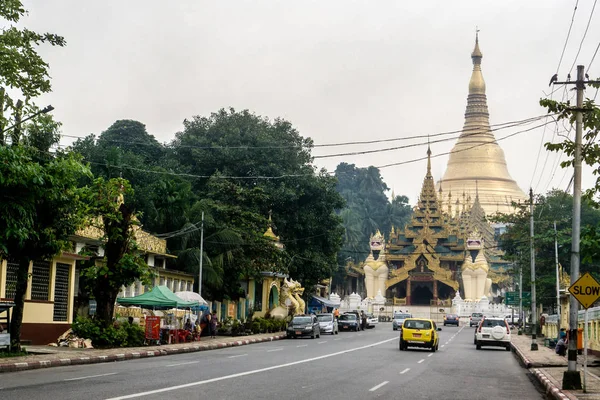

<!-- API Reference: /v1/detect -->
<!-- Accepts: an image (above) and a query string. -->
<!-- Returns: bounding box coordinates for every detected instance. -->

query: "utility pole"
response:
[529,188,538,351]
[551,65,599,390]
[554,221,561,340]
[519,261,523,335]
[198,212,204,298]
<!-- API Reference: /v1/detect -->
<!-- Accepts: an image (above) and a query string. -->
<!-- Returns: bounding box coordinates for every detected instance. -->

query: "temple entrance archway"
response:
[411,284,433,305]
[438,284,454,301]
[268,285,278,310]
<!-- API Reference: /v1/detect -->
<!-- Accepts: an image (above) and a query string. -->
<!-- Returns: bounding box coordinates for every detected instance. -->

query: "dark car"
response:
[443,314,459,326]
[343,311,364,330]
[287,315,321,339]
[338,313,360,332]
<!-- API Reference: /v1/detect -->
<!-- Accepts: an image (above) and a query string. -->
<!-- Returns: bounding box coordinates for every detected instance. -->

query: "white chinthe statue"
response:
[461,230,492,301]
[363,230,388,299]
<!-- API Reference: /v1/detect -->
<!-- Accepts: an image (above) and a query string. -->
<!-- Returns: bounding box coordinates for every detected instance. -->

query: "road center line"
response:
[317,341,327,344]
[296,344,308,348]
[333,338,341,341]
[441,345,445,348]
[400,368,410,374]
[428,354,433,357]
[267,348,283,352]
[417,359,424,364]
[166,361,200,367]
[227,354,248,359]
[369,381,389,392]
[106,337,398,399]
[65,372,117,381]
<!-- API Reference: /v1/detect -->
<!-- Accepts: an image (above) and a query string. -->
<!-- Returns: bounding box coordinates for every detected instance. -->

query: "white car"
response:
[366,313,378,328]
[475,317,511,351]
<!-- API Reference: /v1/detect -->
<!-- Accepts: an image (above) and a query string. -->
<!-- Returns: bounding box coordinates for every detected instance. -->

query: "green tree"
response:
[494,190,600,312]
[0,119,90,350]
[80,178,151,327]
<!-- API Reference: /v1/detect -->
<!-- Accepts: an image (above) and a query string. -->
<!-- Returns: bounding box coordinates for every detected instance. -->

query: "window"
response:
[482,319,505,328]
[31,261,51,301]
[53,263,70,321]
[404,320,432,330]
[173,279,179,292]
[4,260,19,299]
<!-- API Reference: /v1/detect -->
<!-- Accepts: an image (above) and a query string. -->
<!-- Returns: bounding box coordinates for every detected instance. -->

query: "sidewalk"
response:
[0,332,286,373]
[512,333,600,400]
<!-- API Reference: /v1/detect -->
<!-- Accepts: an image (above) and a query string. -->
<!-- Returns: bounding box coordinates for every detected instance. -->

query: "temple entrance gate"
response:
[411,284,433,305]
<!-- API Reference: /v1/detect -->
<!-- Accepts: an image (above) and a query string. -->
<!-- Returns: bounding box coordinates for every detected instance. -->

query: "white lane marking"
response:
[166,361,200,367]
[65,372,117,381]
[227,354,248,359]
[417,359,424,364]
[317,341,327,344]
[267,348,283,352]
[296,344,308,348]
[106,337,398,399]
[428,354,433,357]
[333,338,341,341]
[369,381,389,392]
[400,368,410,374]
[441,345,445,348]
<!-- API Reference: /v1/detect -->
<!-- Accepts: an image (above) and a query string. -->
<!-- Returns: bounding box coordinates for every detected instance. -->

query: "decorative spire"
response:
[419,145,438,209]
[426,143,432,178]
[448,187,453,216]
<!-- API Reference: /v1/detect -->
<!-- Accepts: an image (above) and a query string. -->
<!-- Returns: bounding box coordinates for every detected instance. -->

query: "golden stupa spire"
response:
[436,30,527,215]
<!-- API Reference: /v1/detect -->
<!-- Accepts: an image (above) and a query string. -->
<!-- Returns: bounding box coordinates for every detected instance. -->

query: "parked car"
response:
[475,317,511,351]
[338,313,360,332]
[399,318,441,352]
[443,314,460,326]
[504,314,519,327]
[392,313,412,331]
[316,313,338,335]
[343,311,363,330]
[287,315,321,339]
[366,313,378,328]
[469,312,484,327]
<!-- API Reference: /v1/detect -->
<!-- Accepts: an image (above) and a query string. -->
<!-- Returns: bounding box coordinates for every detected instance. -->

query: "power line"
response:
[588,41,600,72]
[375,120,553,170]
[568,0,598,74]
[60,114,551,152]
[556,0,580,74]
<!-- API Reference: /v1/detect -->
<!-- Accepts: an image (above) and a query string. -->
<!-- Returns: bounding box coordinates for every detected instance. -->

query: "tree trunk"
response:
[9,258,31,352]
[93,285,118,328]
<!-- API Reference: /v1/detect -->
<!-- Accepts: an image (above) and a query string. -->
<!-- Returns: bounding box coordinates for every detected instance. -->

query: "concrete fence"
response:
[542,306,600,354]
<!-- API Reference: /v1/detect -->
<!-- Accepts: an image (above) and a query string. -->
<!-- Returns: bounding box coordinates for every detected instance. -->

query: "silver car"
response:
[316,313,338,335]
[392,313,412,331]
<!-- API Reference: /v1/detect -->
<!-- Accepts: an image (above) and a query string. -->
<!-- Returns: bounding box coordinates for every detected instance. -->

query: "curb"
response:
[532,369,577,400]
[511,342,533,368]
[0,334,286,373]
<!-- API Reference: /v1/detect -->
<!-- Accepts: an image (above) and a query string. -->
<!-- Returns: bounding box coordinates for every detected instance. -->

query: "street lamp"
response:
[1,105,54,134]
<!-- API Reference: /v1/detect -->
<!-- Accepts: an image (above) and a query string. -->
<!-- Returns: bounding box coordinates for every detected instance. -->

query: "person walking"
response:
[210,312,218,339]
[333,308,339,320]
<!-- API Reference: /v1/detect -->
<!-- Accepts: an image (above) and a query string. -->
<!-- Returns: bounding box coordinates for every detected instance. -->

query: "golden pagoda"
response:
[437,33,527,215]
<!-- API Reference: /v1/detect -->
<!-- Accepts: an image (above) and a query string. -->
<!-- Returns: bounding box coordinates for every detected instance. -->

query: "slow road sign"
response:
[568,272,600,309]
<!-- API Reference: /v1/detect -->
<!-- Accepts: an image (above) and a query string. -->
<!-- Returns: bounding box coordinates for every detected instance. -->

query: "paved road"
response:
[0,323,543,400]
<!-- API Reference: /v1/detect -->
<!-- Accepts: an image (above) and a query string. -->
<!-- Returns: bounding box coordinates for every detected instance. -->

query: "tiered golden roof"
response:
[437,33,527,215]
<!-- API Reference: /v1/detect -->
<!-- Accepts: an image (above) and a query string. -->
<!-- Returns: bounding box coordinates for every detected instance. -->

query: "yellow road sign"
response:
[568,272,600,309]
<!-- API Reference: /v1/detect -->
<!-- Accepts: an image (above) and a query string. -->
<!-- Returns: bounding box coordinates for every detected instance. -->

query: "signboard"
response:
[568,272,600,309]
[505,291,531,306]
[228,303,235,318]
[0,333,10,347]
[145,316,161,341]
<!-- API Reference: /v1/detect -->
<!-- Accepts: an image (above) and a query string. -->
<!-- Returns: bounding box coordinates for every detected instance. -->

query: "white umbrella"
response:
[175,291,208,306]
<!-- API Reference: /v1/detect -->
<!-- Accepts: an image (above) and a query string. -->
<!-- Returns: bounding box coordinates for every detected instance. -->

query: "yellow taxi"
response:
[399,318,441,352]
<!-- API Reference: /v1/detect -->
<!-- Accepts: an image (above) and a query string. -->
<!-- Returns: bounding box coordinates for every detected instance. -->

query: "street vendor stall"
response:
[117,286,197,343]
[0,302,15,350]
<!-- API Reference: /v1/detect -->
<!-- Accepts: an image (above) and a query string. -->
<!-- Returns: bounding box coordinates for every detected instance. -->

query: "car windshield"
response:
[340,314,356,321]
[404,320,432,330]
[317,315,332,322]
[367,314,374,318]
[482,319,506,327]
[472,313,483,317]
[292,317,311,324]
[446,314,457,318]
[394,314,411,320]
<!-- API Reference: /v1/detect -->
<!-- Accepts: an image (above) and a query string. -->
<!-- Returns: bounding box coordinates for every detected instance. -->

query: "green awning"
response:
[116,285,197,309]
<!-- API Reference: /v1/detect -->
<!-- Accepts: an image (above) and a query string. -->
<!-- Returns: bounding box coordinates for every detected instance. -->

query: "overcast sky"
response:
[22,0,599,204]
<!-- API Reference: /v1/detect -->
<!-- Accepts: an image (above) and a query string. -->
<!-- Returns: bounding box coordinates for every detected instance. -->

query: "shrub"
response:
[251,321,261,334]
[71,317,145,348]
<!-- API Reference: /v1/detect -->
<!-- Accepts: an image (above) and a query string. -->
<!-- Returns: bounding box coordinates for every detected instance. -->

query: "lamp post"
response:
[1,105,54,134]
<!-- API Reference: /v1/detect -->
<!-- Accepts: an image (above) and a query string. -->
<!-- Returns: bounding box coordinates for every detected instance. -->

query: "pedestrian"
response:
[210,312,218,339]
[184,318,193,332]
[360,311,367,331]
[334,308,339,320]
[555,331,567,356]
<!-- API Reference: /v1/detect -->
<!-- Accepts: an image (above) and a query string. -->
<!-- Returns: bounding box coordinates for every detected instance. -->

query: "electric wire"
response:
[556,0,580,74]
[568,0,598,74]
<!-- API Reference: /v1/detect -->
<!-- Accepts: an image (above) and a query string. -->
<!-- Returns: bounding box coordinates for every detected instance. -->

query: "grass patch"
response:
[0,348,28,358]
